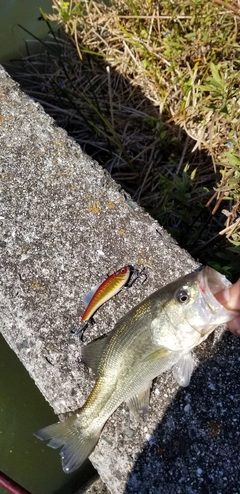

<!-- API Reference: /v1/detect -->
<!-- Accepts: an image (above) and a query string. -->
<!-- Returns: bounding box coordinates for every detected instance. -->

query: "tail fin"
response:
[34,415,100,473]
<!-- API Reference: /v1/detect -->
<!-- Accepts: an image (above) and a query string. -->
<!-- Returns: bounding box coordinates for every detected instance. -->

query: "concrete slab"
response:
[1,65,239,494]
[75,475,108,494]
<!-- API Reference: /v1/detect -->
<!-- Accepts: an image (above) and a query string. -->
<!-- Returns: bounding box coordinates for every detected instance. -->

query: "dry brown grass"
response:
[42,0,240,246]
[7,0,240,276]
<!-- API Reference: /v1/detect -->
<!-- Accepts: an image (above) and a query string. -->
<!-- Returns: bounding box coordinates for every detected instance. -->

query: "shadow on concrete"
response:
[124,331,240,494]
[3,25,222,260]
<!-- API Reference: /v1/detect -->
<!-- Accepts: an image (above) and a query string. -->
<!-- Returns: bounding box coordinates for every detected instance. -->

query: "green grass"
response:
[7,0,240,278]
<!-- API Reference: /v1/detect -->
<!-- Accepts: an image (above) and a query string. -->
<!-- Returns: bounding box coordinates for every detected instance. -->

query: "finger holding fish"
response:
[214,278,240,335]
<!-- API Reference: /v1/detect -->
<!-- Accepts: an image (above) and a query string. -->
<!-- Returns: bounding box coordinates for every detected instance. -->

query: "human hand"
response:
[214,278,240,336]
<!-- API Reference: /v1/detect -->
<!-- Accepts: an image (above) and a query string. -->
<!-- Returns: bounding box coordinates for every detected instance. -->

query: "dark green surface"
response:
[0,0,53,63]
[0,334,95,494]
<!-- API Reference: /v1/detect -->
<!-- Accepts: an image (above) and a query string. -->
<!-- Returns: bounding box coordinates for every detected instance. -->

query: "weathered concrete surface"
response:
[76,475,108,494]
[1,65,240,494]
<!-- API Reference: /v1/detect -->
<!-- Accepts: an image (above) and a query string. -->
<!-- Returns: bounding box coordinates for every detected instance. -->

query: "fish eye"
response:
[175,288,190,304]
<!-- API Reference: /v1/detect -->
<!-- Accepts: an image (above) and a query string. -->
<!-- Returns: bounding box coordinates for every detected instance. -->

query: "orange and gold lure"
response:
[72,265,146,338]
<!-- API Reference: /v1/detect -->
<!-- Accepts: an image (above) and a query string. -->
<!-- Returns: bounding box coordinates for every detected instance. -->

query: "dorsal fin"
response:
[81,334,110,374]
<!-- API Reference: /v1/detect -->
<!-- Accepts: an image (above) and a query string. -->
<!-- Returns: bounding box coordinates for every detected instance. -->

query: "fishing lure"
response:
[71,265,146,339]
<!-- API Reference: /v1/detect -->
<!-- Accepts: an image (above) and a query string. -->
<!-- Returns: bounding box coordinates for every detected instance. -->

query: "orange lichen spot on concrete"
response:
[31,280,41,290]
[87,201,102,213]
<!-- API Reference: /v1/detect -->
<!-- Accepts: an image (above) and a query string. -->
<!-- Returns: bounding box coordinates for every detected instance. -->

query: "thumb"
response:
[214,278,240,311]
[214,278,240,336]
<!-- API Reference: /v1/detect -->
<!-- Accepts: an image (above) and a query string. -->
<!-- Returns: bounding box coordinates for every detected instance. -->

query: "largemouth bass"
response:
[34,266,239,473]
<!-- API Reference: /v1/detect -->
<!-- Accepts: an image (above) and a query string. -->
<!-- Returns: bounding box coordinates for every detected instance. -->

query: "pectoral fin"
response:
[143,347,169,362]
[172,352,194,387]
[126,382,152,421]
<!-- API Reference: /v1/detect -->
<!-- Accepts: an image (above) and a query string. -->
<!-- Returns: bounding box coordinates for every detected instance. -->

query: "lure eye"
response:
[175,288,190,304]
[115,267,127,275]
[120,267,127,273]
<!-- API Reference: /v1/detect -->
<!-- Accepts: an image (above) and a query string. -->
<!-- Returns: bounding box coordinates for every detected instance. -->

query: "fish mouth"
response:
[202,266,232,295]
[198,266,237,336]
